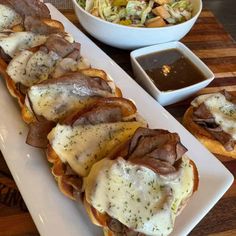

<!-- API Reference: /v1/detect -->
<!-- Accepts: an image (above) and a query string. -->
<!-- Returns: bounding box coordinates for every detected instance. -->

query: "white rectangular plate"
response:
[0,3,233,236]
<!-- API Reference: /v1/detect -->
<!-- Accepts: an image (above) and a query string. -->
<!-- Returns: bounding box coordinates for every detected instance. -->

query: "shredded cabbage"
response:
[126,1,147,18]
[141,0,154,25]
[77,0,193,27]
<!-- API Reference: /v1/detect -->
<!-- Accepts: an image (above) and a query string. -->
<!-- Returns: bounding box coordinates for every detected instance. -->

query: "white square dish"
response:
[130,41,215,106]
[0,4,233,236]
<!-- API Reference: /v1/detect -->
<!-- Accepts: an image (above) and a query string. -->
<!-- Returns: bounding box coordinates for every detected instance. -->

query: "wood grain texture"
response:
[0,7,236,236]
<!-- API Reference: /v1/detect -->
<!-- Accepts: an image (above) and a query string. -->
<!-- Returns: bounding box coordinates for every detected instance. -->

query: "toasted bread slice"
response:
[83,156,199,236]
[0,17,64,107]
[46,97,143,200]
[183,106,236,158]
[22,68,122,124]
[0,58,25,107]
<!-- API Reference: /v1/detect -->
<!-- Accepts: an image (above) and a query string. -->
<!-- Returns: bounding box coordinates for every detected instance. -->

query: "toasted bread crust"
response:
[57,176,76,200]
[21,105,36,124]
[83,197,109,227]
[47,145,59,163]
[0,58,25,107]
[183,106,236,158]
[42,18,64,31]
[12,24,24,32]
[47,145,78,200]
[103,228,115,236]
[84,198,117,236]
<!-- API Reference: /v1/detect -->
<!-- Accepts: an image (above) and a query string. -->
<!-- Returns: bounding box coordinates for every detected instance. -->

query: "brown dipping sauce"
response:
[136,49,206,91]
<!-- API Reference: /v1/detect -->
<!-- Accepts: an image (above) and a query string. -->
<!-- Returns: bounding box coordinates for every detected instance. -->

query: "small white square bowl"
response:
[130,41,215,106]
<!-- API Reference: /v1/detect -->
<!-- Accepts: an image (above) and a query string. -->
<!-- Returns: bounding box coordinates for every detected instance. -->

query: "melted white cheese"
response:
[0,32,47,57]
[64,32,74,43]
[27,82,113,121]
[0,4,22,31]
[192,93,236,139]
[7,50,33,84]
[7,50,58,87]
[48,122,144,177]
[77,57,90,70]
[52,58,78,79]
[27,89,98,122]
[85,156,194,236]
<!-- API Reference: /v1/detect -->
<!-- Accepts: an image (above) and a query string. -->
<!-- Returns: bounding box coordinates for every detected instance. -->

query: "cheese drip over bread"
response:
[85,156,195,236]
[48,122,144,177]
[0,4,22,31]
[191,93,236,140]
[0,32,47,57]
[7,50,59,87]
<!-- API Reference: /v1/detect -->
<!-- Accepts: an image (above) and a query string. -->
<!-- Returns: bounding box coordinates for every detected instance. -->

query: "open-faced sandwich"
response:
[0,0,67,106]
[183,90,236,158]
[47,97,146,200]
[0,0,64,62]
[0,0,63,33]
[3,33,90,107]
[84,127,199,236]
[23,68,122,148]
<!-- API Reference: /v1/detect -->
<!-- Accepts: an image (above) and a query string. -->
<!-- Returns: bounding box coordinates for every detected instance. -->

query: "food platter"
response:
[0,3,233,236]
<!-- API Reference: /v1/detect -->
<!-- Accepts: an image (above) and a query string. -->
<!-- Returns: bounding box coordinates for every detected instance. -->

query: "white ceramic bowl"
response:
[130,41,215,106]
[72,0,202,49]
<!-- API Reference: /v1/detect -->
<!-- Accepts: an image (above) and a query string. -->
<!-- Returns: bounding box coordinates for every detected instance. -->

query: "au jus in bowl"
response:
[130,41,214,106]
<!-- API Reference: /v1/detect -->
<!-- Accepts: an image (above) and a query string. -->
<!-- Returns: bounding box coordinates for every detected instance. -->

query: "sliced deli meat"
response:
[44,34,81,58]
[62,97,137,126]
[24,16,64,35]
[0,0,51,19]
[26,119,55,148]
[0,0,65,37]
[191,91,236,151]
[128,128,187,165]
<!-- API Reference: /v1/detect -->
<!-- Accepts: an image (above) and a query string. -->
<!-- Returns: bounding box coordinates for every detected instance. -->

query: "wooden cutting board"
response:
[0,9,236,236]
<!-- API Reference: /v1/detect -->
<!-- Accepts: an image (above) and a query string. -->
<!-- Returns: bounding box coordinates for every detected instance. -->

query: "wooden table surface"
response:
[0,7,236,236]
